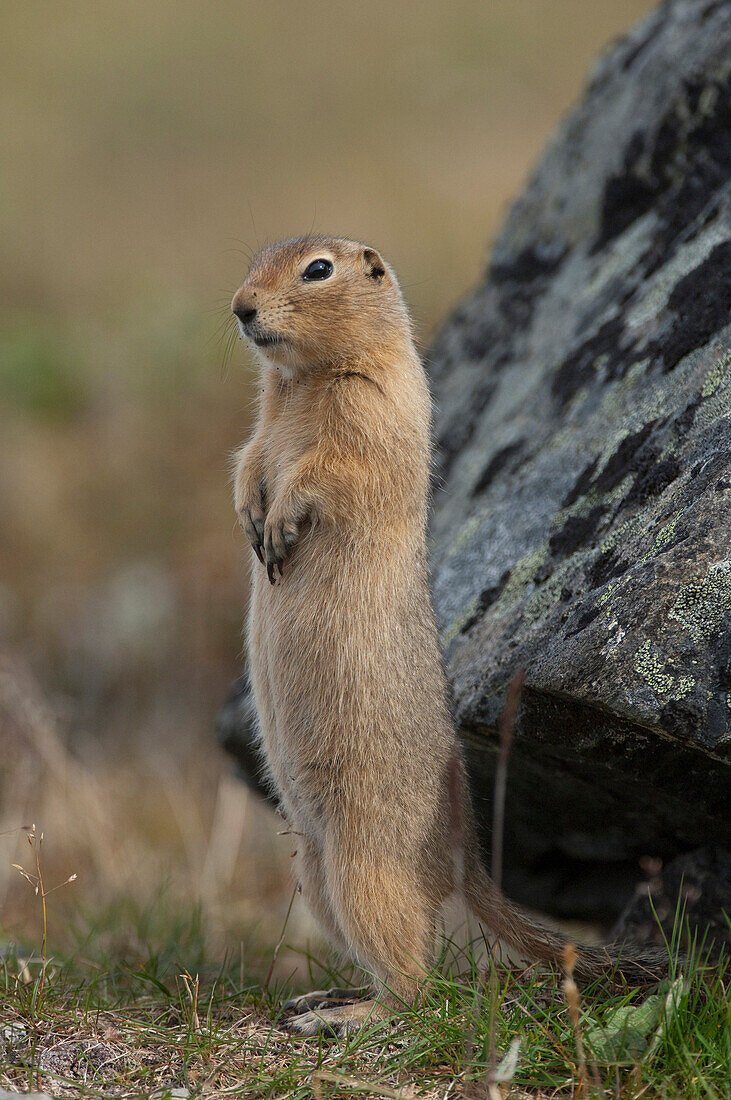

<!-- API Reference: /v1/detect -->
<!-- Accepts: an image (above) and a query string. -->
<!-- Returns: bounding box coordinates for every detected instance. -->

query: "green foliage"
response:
[585,978,684,1063]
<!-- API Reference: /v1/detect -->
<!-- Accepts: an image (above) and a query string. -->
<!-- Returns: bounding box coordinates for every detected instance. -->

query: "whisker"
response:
[208,304,235,325]
[210,313,236,345]
[223,247,254,262]
[224,238,255,263]
[247,204,260,250]
[220,323,241,380]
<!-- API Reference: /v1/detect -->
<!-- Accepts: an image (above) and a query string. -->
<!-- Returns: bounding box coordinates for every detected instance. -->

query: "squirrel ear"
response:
[362,248,388,282]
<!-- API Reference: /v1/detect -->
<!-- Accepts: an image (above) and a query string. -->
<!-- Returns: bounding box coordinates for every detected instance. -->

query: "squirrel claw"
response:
[263,514,300,582]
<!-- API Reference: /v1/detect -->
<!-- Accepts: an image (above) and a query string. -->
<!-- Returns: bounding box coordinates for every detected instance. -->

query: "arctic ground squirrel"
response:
[230,235,666,1036]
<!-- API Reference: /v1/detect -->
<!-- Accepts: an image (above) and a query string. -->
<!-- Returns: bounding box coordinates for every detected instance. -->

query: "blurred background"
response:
[0,1,655,976]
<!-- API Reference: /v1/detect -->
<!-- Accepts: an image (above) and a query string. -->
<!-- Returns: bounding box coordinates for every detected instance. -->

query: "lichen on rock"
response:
[669,561,731,644]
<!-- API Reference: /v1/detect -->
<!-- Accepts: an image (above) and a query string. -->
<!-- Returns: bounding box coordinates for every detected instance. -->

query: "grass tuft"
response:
[0,916,727,1099]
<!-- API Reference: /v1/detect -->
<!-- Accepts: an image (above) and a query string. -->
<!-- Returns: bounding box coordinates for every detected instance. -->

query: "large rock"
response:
[219,0,731,921]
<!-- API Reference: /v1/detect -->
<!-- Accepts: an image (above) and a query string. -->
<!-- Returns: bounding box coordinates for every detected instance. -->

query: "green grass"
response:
[1,906,728,1100]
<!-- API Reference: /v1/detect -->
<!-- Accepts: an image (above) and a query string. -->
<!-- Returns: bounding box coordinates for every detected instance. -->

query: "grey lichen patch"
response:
[542,356,663,471]
[694,379,731,434]
[598,578,625,608]
[440,596,480,649]
[438,538,553,648]
[652,514,682,551]
[553,473,633,528]
[522,563,571,624]
[602,619,627,659]
[633,641,695,699]
[701,347,731,398]
[637,510,688,565]
[629,230,729,335]
[494,547,547,612]
[596,513,646,559]
[694,345,731,433]
[669,561,731,645]
[445,509,488,559]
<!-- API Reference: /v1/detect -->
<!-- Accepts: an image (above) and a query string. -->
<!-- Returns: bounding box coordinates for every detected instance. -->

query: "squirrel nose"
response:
[234,305,257,325]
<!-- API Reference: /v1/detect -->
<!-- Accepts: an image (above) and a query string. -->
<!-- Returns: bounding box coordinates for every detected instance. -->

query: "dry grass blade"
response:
[562,944,604,1098]
[10,822,76,1003]
[263,881,298,992]
[311,1068,411,1098]
[485,669,526,1093]
[491,668,526,898]
[180,969,202,1033]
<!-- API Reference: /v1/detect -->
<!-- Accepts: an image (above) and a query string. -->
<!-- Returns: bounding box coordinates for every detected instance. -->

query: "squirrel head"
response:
[231,235,412,376]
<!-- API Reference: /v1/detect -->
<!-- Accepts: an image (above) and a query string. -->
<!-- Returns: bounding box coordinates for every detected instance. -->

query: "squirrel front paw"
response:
[263,513,300,584]
[237,489,266,564]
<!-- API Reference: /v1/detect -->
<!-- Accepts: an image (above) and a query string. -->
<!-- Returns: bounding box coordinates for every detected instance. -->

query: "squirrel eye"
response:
[302,258,334,281]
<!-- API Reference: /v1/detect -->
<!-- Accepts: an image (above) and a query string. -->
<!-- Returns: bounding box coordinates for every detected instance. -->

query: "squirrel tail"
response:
[464,861,668,986]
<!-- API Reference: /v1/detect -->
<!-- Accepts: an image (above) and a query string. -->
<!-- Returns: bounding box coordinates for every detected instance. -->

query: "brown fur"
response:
[230,236,665,1036]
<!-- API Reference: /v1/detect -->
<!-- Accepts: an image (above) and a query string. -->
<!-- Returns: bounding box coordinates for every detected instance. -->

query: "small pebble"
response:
[0,1091,54,1100]
[1,1023,28,1046]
